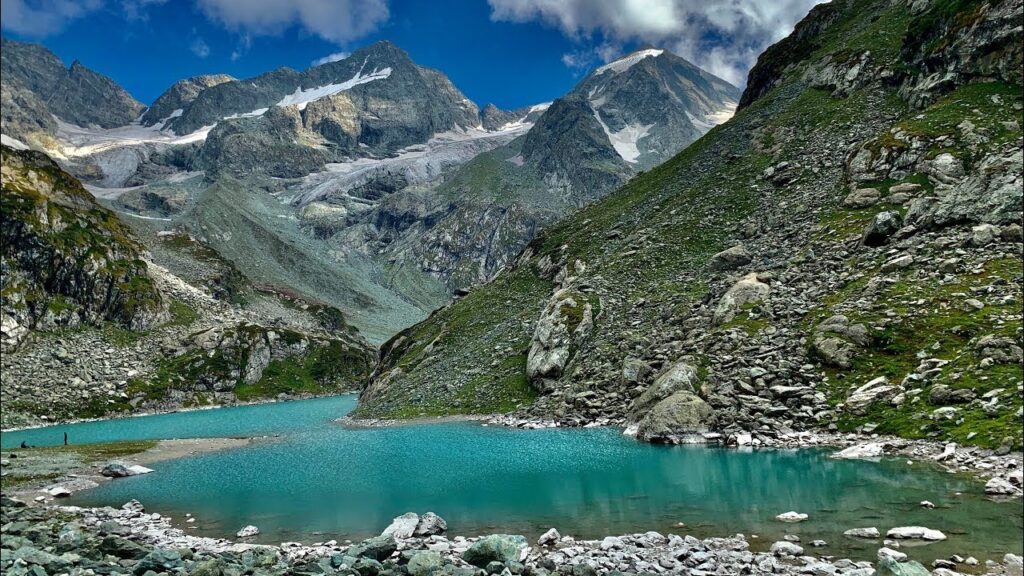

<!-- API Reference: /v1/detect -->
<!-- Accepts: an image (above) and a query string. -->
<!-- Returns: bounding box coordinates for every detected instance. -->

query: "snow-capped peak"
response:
[595,49,664,76]
[277,59,392,111]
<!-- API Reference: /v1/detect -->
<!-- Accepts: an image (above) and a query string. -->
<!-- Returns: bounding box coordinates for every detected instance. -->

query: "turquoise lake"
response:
[2,395,1021,564]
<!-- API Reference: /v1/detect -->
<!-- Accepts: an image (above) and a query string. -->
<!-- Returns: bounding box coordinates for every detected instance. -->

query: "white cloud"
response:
[311,51,350,66]
[196,0,389,44]
[0,0,103,36]
[190,36,211,58]
[488,0,825,86]
[121,0,167,22]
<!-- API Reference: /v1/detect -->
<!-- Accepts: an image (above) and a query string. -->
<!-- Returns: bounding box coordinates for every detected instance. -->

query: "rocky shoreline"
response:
[3,496,1022,576]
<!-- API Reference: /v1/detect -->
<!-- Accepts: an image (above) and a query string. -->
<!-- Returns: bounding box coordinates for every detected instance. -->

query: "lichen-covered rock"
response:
[461,534,527,567]
[713,273,770,325]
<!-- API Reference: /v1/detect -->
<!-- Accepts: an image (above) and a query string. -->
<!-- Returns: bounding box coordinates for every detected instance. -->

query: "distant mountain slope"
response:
[345,48,741,289]
[356,0,1024,456]
[0,38,145,143]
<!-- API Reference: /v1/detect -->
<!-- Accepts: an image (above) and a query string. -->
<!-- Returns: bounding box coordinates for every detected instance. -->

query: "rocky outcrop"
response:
[140,74,235,126]
[1,147,166,352]
[526,263,595,393]
[148,322,373,401]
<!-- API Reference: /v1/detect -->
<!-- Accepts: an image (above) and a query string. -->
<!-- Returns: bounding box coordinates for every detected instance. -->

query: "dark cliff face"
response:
[0,38,145,138]
[737,1,848,110]
[1,147,166,351]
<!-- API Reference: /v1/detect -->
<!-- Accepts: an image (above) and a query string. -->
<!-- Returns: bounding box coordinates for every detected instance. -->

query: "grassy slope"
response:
[358,0,1023,448]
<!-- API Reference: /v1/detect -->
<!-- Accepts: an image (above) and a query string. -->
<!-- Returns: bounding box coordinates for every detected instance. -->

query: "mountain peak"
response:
[595,48,666,75]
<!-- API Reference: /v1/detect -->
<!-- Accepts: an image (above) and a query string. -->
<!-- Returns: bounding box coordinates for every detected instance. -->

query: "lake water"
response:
[3,395,1021,564]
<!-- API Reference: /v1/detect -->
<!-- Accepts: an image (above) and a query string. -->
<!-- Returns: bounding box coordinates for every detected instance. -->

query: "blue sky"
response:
[1,0,822,110]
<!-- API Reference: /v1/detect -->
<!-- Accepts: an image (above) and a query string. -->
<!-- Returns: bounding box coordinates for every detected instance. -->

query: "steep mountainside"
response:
[0,146,375,428]
[0,39,145,143]
[1,147,166,351]
[357,0,1024,453]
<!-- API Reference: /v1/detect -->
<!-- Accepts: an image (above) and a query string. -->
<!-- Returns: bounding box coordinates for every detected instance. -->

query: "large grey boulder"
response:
[634,391,714,443]
[708,244,752,271]
[382,512,420,538]
[713,273,770,324]
[811,315,870,369]
[462,534,527,567]
[861,211,902,246]
[626,361,700,421]
[932,148,1022,225]
[843,188,881,208]
[877,557,930,576]
[845,377,898,414]
[414,512,447,536]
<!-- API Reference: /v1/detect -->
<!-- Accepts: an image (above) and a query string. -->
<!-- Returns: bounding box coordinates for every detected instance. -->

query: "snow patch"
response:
[224,108,269,120]
[591,109,653,163]
[55,118,214,159]
[595,49,664,76]
[277,59,392,111]
[497,102,551,132]
[686,101,738,134]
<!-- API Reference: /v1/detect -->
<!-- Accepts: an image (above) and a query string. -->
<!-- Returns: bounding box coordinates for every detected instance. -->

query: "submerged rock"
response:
[775,511,808,523]
[832,443,885,459]
[886,526,946,541]
[236,525,259,538]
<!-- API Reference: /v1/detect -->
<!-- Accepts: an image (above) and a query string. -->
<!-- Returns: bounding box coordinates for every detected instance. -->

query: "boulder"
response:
[877,557,930,576]
[526,288,594,392]
[348,535,398,561]
[861,211,902,246]
[845,377,897,414]
[775,511,808,523]
[985,477,1019,496]
[101,463,131,478]
[414,512,448,536]
[812,315,870,369]
[968,223,999,246]
[462,534,528,567]
[713,273,770,324]
[382,512,420,538]
[843,188,881,208]
[1006,554,1024,576]
[634,391,714,444]
[770,541,804,556]
[708,244,752,271]
[844,527,880,538]
[133,549,183,575]
[928,384,974,405]
[832,443,884,459]
[538,528,560,546]
[407,551,443,576]
[627,361,700,421]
